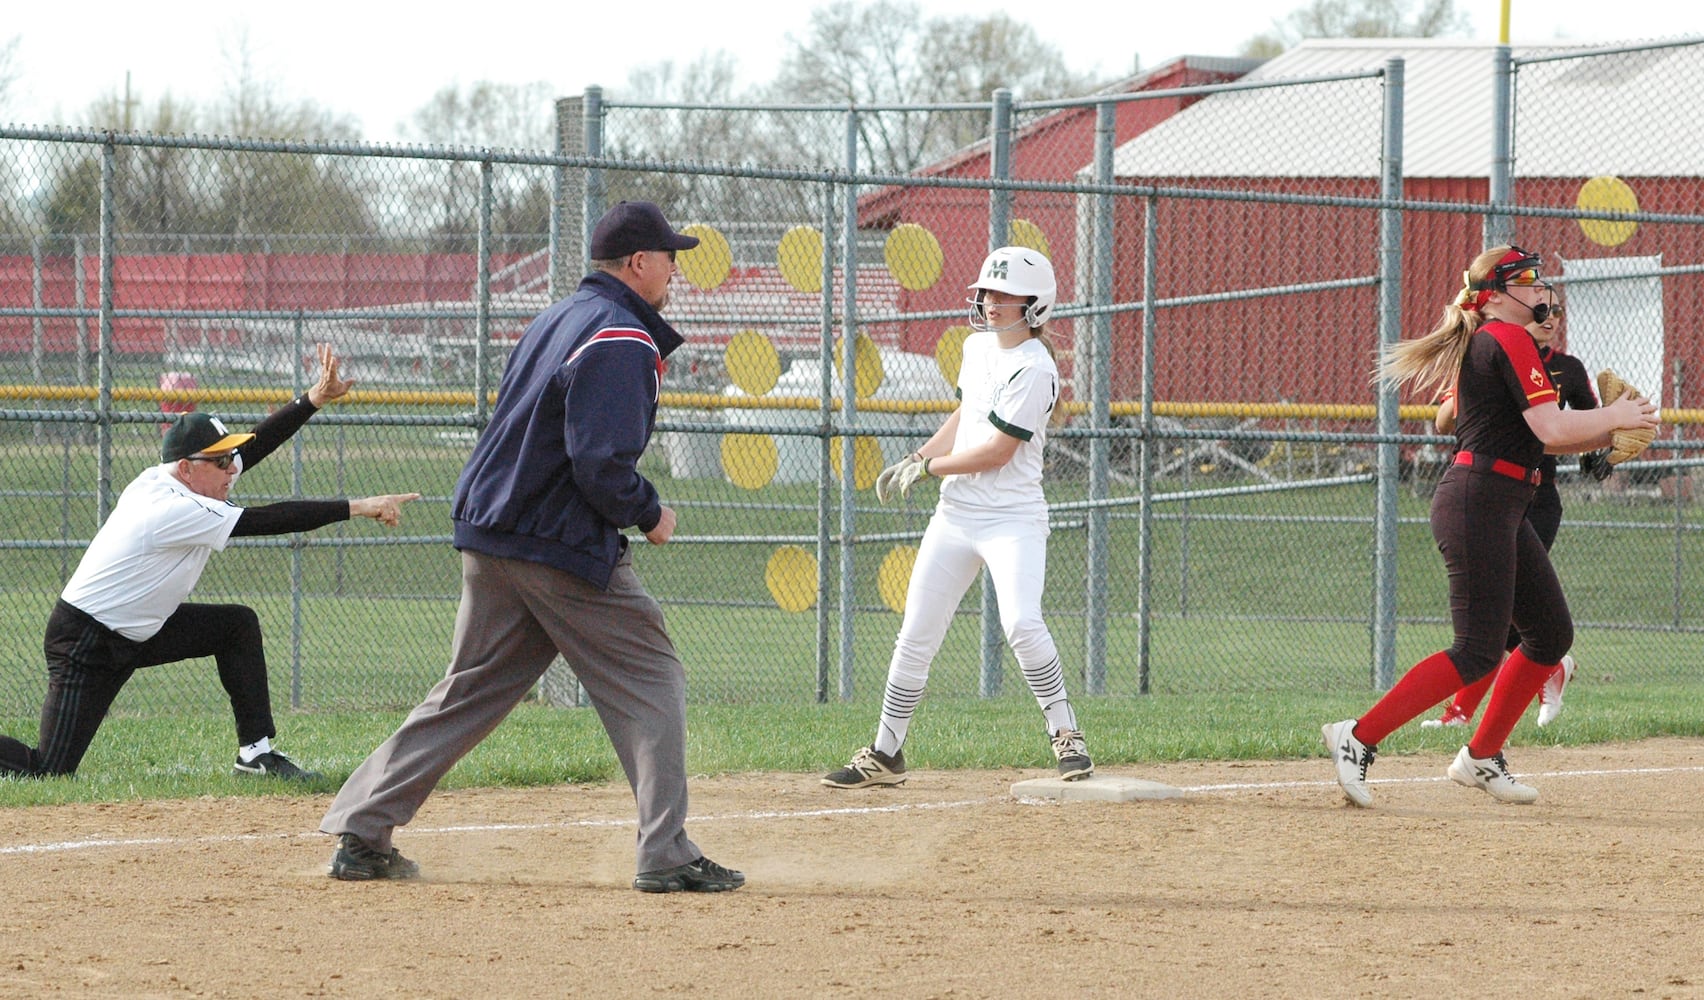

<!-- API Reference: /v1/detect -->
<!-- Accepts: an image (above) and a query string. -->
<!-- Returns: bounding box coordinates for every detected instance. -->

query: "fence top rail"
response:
[595,68,1388,117]
[1512,34,1704,67]
[1018,68,1388,113]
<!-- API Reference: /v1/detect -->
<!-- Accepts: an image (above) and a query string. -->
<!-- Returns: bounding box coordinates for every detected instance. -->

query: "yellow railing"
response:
[5,384,1702,426]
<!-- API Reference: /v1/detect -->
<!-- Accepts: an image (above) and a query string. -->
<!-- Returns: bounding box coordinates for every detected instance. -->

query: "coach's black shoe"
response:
[328,833,421,881]
[233,750,321,781]
[633,856,745,894]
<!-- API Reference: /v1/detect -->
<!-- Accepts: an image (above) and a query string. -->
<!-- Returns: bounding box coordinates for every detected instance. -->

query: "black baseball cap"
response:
[161,411,254,462]
[589,201,700,259]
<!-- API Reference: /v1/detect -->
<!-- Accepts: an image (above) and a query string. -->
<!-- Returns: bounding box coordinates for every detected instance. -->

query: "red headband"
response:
[1459,247,1540,312]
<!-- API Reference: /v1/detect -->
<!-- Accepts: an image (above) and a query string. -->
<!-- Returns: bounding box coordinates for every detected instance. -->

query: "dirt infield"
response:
[3,738,1702,999]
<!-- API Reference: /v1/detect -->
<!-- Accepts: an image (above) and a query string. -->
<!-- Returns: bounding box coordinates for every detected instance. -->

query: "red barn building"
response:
[1098,38,1704,408]
[855,56,1262,374]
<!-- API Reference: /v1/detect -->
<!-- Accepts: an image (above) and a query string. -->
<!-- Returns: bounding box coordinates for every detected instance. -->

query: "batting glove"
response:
[1582,448,1614,482]
[875,453,931,504]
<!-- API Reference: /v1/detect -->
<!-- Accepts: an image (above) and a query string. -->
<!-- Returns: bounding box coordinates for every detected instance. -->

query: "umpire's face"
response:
[629,249,678,310]
[176,452,240,501]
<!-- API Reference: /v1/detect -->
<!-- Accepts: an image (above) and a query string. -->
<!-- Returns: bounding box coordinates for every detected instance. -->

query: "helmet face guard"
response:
[967,246,1057,330]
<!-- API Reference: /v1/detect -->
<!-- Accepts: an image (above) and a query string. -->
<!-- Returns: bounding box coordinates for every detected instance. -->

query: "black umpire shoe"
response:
[328,833,422,881]
[632,856,746,893]
[232,750,322,781]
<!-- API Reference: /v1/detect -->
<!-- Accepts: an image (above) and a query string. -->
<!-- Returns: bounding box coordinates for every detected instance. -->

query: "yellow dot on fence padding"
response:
[878,544,918,614]
[934,324,971,386]
[726,329,781,397]
[777,226,824,293]
[1007,218,1050,257]
[884,223,945,291]
[1576,176,1639,248]
[829,436,885,491]
[679,224,733,290]
[832,332,885,399]
[765,544,819,613]
[721,433,778,490]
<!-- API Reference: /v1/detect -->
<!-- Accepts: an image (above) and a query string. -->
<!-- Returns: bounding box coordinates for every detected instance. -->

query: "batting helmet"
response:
[967,246,1057,329]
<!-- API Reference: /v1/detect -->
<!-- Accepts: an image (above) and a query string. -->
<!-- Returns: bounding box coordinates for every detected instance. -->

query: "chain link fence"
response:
[3,37,1701,719]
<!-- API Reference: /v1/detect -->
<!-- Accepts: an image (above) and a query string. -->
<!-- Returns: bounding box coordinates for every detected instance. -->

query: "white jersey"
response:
[59,464,244,641]
[938,331,1057,520]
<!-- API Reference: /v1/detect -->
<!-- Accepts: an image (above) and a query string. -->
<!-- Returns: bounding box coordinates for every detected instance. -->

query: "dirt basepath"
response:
[3,739,1702,999]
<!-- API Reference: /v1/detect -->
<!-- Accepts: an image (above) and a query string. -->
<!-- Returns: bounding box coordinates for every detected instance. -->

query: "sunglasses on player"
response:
[189,453,237,470]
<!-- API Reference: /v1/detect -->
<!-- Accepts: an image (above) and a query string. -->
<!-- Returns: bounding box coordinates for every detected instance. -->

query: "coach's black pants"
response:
[0,599,276,776]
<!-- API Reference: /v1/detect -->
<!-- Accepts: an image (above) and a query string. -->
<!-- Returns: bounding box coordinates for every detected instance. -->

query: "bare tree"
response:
[759,1,1095,175]
[40,66,375,253]
[0,36,24,237]
[599,53,760,219]
[198,35,370,248]
[398,80,559,252]
[1241,0,1472,57]
[0,35,18,112]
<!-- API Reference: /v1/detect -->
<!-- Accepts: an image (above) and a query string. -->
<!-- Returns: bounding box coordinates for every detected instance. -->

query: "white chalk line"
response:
[2,763,1699,859]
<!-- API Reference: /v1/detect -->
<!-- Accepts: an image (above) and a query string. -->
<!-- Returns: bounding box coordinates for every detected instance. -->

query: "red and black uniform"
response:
[1521,345,1597,549]
[1432,321,1571,683]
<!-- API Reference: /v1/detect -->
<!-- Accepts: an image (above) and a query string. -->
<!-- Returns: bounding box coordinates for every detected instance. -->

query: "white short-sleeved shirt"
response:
[59,464,244,641]
[938,331,1057,520]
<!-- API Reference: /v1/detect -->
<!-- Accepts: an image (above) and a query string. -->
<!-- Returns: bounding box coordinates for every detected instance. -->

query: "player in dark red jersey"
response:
[1424,303,1602,729]
[1323,246,1657,807]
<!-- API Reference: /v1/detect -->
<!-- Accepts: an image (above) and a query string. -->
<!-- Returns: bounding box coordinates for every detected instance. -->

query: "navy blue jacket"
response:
[451,271,683,590]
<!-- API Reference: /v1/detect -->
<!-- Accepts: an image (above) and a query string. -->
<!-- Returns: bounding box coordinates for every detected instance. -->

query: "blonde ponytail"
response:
[1373,246,1514,395]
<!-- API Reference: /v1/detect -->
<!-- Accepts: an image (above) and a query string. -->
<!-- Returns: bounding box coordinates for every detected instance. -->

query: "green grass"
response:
[3,425,1702,807]
[3,683,1702,808]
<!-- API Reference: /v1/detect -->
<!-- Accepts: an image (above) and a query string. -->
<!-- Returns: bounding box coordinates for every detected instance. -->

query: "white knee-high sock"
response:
[873,680,924,756]
[1021,655,1078,734]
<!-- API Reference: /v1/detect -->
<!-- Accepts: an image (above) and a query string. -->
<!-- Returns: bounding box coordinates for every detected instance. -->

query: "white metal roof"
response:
[1107,37,1704,179]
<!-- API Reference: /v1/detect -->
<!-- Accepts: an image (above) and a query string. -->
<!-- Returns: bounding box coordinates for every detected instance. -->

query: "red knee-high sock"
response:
[1449,666,1500,718]
[1355,651,1465,746]
[1468,649,1553,758]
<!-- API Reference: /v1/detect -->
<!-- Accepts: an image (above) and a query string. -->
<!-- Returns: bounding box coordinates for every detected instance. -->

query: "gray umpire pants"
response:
[320,548,700,874]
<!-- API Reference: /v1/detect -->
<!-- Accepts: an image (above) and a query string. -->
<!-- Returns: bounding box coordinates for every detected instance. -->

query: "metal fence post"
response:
[583,86,605,272]
[1671,359,1687,628]
[1136,197,1158,695]
[97,139,115,522]
[819,180,839,702]
[1485,45,1514,248]
[290,312,306,708]
[980,88,1016,698]
[476,159,493,427]
[989,88,1013,251]
[551,96,584,301]
[1084,100,1116,695]
[839,106,861,701]
[1373,57,1407,691]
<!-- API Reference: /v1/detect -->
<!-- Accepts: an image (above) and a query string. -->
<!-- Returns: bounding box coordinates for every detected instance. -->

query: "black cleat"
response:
[233,750,321,781]
[328,833,421,881]
[632,856,745,893]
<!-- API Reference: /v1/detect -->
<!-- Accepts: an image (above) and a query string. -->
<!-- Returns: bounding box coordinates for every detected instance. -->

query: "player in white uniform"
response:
[823,246,1091,788]
[0,344,419,780]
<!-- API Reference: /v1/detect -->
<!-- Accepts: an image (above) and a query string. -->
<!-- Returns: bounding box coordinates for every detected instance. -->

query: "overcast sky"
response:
[6,0,1703,142]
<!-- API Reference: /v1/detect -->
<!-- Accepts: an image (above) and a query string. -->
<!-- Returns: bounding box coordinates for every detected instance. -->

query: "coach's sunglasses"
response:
[189,453,237,470]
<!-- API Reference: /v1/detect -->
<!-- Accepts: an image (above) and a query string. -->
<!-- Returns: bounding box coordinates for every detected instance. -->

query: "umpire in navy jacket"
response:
[321,201,745,893]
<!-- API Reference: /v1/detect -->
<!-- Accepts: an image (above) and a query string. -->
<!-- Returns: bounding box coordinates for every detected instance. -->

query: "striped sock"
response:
[873,681,924,757]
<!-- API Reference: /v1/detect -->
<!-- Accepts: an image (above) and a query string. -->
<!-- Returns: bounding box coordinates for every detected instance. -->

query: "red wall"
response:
[855,61,1253,380]
[1102,174,1704,407]
[0,252,525,354]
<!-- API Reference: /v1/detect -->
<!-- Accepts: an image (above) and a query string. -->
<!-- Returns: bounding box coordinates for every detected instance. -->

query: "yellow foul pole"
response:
[1500,0,1512,42]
